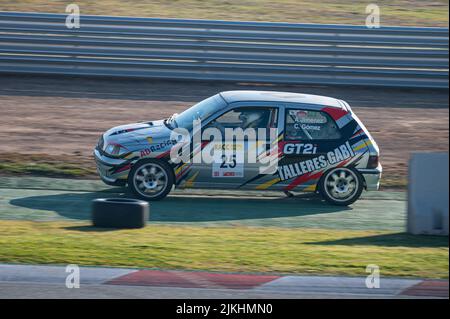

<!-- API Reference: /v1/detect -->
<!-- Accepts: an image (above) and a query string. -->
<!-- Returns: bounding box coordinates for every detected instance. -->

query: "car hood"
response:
[103,119,173,148]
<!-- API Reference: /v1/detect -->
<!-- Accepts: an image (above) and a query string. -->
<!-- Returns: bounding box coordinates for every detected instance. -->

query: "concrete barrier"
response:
[407,152,449,235]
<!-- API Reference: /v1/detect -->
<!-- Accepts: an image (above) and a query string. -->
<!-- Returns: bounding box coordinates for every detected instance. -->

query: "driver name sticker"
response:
[289,110,328,124]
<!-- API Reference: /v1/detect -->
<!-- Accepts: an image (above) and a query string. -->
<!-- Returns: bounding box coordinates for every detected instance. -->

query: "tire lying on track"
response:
[92,198,149,229]
[318,167,364,206]
[128,159,174,201]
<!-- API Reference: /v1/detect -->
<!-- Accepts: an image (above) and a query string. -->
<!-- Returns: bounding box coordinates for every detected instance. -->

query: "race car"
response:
[94,91,381,205]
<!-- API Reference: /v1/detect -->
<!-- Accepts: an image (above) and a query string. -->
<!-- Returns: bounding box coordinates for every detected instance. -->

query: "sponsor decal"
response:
[213,143,244,151]
[283,143,317,155]
[140,140,177,157]
[140,148,151,157]
[212,158,244,177]
[277,142,355,181]
[211,142,245,178]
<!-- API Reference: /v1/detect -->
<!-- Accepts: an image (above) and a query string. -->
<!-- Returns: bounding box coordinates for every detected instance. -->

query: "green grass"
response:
[0,0,448,26]
[0,162,95,178]
[0,220,447,278]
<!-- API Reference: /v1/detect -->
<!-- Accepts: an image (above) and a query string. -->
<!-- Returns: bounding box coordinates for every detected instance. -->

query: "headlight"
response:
[104,143,128,156]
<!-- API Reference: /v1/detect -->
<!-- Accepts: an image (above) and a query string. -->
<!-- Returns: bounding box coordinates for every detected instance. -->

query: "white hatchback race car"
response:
[94,91,381,205]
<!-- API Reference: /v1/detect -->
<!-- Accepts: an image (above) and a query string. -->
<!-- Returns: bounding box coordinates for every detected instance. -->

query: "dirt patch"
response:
[0,75,448,188]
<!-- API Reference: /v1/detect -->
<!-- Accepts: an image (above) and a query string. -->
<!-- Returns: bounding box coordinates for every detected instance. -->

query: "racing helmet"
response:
[239,111,263,128]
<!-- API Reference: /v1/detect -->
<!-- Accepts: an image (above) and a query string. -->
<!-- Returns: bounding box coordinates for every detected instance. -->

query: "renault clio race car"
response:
[94,91,381,205]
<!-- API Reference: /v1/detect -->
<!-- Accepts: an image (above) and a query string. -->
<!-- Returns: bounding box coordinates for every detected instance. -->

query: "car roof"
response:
[219,91,344,109]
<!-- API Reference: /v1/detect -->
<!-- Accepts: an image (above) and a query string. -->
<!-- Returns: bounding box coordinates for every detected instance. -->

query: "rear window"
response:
[285,109,341,141]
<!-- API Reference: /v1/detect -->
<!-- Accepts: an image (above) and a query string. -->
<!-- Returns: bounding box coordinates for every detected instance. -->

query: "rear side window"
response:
[285,109,341,141]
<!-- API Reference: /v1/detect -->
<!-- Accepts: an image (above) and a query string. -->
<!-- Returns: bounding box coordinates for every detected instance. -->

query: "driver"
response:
[239,111,265,129]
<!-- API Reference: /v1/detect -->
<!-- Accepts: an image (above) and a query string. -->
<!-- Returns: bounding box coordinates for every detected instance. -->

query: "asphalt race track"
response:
[0,177,406,230]
[0,264,447,299]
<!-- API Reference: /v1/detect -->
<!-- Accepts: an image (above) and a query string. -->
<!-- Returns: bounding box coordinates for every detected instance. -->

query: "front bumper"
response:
[93,148,130,183]
[358,164,382,191]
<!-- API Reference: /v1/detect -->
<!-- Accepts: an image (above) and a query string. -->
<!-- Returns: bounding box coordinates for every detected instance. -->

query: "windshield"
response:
[167,94,226,131]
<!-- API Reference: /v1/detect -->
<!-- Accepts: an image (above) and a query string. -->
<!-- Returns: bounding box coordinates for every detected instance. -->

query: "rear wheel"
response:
[128,159,174,201]
[319,167,363,206]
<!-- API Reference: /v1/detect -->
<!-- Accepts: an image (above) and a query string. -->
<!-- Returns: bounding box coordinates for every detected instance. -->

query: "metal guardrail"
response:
[0,11,448,88]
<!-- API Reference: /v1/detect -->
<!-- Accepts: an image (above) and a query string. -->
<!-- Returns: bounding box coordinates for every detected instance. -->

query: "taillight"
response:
[367,155,379,169]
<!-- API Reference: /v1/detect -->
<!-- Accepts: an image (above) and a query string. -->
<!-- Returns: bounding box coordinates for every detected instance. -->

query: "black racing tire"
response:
[92,198,149,229]
[127,159,174,201]
[318,167,364,206]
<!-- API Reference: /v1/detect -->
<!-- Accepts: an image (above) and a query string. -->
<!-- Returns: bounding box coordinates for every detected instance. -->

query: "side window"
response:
[209,107,278,130]
[285,109,341,141]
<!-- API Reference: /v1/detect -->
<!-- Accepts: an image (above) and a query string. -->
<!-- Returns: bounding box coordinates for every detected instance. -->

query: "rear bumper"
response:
[358,164,382,191]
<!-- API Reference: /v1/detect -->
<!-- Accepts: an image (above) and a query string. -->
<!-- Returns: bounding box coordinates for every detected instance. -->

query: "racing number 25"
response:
[220,155,237,168]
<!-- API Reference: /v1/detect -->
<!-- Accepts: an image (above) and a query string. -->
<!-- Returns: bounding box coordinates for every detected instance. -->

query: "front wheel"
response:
[128,159,174,201]
[318,167,363,206]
